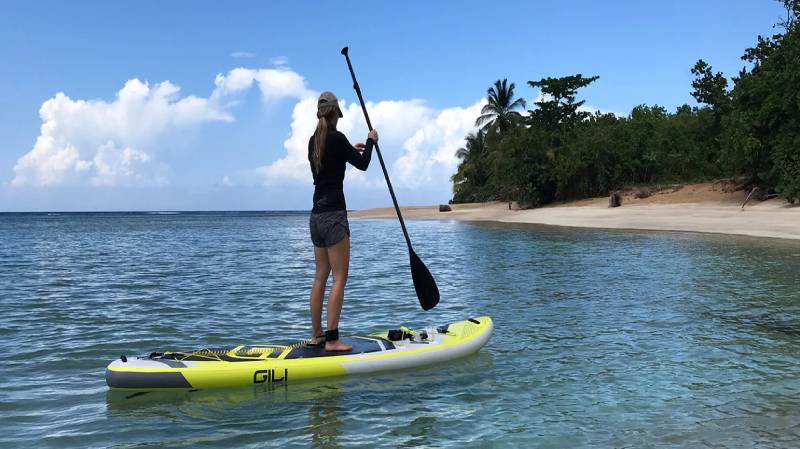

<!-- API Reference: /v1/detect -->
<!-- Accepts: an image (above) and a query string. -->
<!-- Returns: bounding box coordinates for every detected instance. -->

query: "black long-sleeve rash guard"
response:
[308,129,375,213]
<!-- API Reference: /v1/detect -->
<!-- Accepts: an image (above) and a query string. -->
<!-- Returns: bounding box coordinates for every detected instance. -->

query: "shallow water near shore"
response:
[1,211,799,448]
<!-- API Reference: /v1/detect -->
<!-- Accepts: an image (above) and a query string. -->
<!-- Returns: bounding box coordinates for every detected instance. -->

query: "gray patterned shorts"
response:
[309,210,350,248]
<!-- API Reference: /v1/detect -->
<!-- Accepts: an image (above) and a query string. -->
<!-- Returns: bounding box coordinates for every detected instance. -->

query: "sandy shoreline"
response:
[351,183,800,240]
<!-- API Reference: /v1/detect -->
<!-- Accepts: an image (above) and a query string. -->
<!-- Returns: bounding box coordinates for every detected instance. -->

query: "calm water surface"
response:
[1,212,799,448]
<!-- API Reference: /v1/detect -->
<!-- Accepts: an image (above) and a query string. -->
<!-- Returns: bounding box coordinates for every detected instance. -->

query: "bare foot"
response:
[325,339,352,352]
[308,332,324,346]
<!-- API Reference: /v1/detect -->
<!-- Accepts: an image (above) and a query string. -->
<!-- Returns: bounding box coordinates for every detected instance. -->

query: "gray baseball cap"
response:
[318,91,344,117]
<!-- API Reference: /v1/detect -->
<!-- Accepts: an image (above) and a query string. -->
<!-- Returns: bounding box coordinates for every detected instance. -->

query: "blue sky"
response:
[0,0,786,211]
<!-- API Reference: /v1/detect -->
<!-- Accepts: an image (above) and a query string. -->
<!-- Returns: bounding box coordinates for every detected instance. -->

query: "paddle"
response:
[340,46,440,311]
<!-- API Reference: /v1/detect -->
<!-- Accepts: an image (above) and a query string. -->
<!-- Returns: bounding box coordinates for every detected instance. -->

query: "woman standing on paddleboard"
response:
[308,91,378,352]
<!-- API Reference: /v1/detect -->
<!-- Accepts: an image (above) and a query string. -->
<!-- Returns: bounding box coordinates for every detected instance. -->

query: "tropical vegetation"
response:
[452,0,800,206]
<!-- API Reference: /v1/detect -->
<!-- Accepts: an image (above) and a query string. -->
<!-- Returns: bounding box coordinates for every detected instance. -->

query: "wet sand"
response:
[351,182,800,240]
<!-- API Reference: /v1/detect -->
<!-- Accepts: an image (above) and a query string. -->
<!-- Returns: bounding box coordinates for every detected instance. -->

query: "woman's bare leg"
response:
[310,245,330,343]
[325,236,352,352]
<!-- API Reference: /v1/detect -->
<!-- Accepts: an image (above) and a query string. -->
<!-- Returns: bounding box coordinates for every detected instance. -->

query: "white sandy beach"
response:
[351,182,800,240]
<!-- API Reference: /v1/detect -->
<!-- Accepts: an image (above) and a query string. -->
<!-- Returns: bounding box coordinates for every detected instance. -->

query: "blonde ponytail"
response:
[313,103,340,173]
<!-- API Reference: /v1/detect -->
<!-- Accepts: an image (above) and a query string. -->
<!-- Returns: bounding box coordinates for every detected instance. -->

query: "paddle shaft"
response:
[341,49,413,252]
[341,47,440,312]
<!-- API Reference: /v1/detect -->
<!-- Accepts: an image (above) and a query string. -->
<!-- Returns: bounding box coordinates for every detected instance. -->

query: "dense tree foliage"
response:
[453,1,800,205]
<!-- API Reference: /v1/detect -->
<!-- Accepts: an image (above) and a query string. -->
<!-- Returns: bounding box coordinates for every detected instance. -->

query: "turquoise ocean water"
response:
[1,211,799,448]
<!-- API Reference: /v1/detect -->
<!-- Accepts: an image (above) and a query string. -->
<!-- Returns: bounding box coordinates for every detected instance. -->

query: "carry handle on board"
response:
[340,46,440,311]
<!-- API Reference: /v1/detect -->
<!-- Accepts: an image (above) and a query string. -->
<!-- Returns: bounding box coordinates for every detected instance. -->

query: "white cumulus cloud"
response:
[253,95,318,184]
[12,79,231,187]
[393,101,484,187]
[255,96,485,191]
[11,63,486,204]
[12,67,314,188]
[212,67,313,103]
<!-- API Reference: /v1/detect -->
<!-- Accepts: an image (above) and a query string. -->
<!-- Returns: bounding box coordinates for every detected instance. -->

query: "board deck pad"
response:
[284,337,389,359]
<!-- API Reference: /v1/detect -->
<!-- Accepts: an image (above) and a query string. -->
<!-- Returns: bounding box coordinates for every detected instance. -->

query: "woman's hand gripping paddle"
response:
[341,46,440,311]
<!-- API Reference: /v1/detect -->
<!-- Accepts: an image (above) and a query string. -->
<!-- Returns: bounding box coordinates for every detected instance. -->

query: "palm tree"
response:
[456,130,487,161]
[452,130,488,201]
[475,79,526,133]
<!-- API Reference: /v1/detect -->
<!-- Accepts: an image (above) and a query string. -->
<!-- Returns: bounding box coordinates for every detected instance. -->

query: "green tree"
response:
[721,12,800,201]
[452,130,490,202]
[776,0,800,29]
[690,60,729,109]
[552,112,625,199]
[455,130,486,161]
[690,60,729,170]
[475,79,527,133]
[527,74,600,130]
[490,125,555,206]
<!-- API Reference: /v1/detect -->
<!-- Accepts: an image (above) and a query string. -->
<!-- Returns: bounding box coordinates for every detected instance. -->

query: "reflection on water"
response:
[107,381,348,449]
[1,212,799,448]
[102,354,493,448]
[309,386,343,449]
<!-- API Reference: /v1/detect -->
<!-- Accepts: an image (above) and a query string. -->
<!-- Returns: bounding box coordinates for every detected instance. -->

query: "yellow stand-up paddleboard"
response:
[106,316,493,390]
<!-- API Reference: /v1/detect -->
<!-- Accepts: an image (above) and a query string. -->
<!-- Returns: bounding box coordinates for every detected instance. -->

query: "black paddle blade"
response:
[410,250,440,311]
